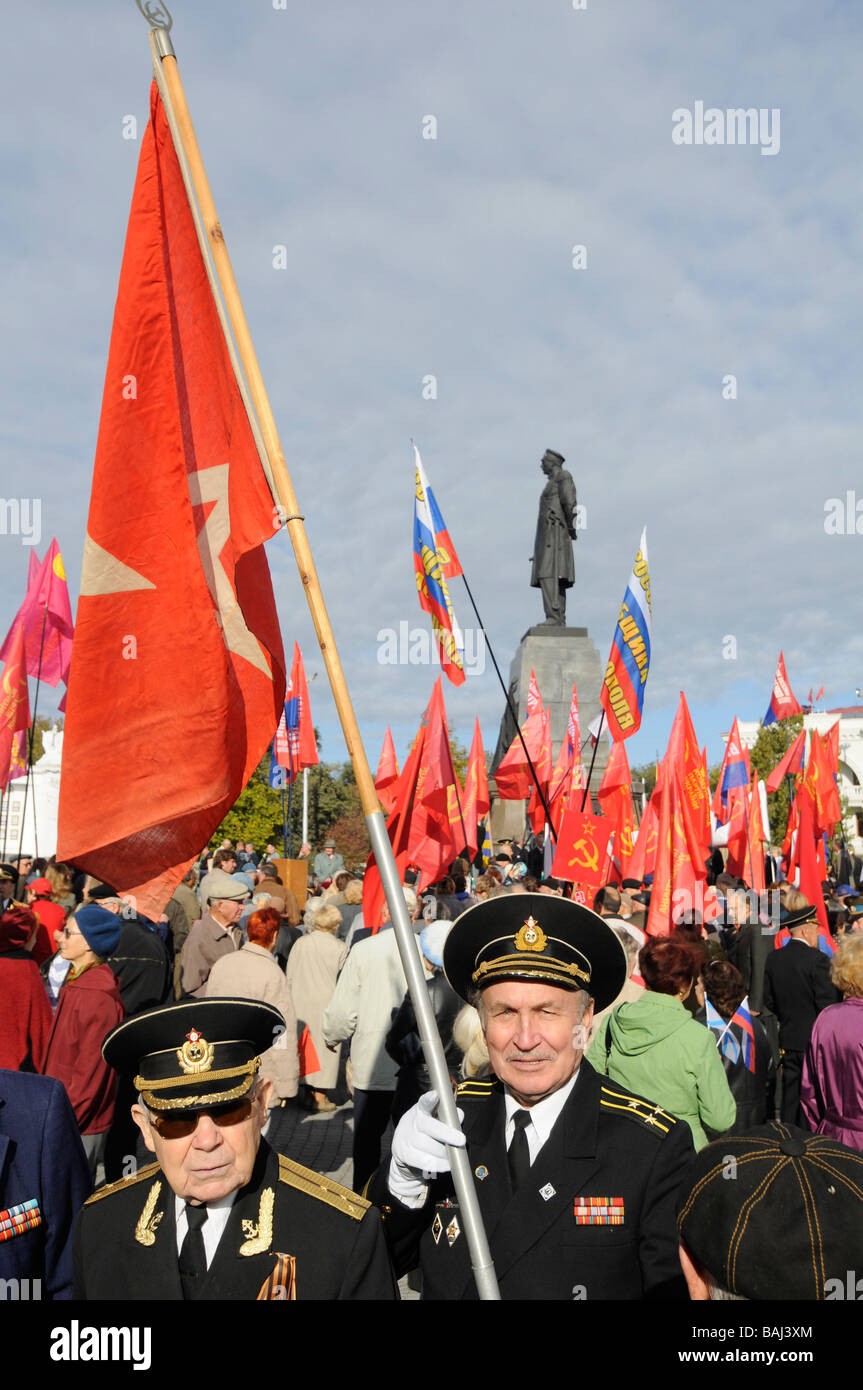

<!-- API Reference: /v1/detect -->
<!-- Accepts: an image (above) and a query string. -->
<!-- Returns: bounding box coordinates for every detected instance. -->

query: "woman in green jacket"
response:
[587,936,736,1150]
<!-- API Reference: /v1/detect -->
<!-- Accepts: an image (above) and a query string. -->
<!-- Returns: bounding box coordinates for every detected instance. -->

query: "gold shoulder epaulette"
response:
[456,1078,497,1099]
[277,1154,370,1221]
[599,1084,677,1135]
[84,1161,162,1205]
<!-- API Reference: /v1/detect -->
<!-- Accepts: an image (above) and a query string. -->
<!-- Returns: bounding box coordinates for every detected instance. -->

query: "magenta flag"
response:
[0,539,74,688]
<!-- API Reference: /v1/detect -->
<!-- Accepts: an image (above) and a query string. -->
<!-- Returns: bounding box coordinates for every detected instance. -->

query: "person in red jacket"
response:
[25,877,68,967]
[0,904,52,1070]
[41,904,124,1178]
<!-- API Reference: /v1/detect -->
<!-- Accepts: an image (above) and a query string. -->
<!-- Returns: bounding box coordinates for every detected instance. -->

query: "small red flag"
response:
[0,625,30,793]
[297,1024,321,1078]
[551,807,612,897]
[57,86,285,919]
[766,729,806,794]
[462,718,490,860]
[374,726,400,814]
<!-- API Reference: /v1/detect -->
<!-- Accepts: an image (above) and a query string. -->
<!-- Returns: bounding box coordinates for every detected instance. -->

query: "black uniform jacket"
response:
[369,1061,693,1300]
[73,1140,395,1300]
[763,940,841,1052]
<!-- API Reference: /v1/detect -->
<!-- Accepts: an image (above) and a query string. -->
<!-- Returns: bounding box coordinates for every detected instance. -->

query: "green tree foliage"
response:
[210,745,369,869]
[631,762,658,798]
[748,714,804,846]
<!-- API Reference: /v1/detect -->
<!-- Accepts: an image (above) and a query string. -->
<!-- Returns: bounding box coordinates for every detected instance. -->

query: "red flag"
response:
[597,741,635,875]
[374,726,400,814]
[462,718,490,859]
[665,693,711,854]
[551,808,612,900]
[763,651,802,724]
[0,625,30,793]
[275,643,318,776]
[297,1024,321,1079]
[647,769,706,936]
[362,684,459,930]
[765,729,805,794]
[527,708,553,835]
[6,728,28,786]
[626,783,660,884]
[0,539,75,688]
[803,727,840,836]
[727,774,767,892]
[56,86,285,920]
[796,792,830,938]
[494,671,547,800]
[548,683,583,832]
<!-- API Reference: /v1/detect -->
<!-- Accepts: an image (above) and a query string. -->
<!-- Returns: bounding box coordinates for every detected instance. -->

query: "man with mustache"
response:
[370,894,694,1300]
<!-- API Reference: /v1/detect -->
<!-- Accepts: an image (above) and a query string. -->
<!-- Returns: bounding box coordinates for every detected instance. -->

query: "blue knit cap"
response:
[74,904,123,958]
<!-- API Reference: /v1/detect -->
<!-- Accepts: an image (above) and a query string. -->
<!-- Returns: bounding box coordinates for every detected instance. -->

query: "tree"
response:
[631,761,658,799]
[748,714,804,846]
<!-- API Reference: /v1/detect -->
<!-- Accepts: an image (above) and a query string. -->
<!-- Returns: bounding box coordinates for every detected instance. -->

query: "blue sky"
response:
[3,0,862,785]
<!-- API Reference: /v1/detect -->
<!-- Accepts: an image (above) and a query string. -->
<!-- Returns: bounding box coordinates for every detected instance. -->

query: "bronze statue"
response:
[530,448,577,625]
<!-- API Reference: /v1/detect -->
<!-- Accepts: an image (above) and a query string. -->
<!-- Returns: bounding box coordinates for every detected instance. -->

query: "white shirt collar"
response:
[503,1069,580,1163]
[174,1190,237,1268]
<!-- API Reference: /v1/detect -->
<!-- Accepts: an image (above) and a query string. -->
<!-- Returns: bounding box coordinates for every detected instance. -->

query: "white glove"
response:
[388,1091,465,1208]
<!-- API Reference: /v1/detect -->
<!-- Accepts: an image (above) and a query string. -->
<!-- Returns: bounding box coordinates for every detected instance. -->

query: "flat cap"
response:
[443,892,626,1012]
[678,1123,863,1299]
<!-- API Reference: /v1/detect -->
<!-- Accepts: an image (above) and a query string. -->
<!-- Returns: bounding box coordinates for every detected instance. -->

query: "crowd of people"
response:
[1,826,861,1302]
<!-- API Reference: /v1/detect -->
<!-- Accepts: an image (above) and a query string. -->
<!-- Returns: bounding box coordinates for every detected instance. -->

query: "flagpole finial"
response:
[136,1,174,38]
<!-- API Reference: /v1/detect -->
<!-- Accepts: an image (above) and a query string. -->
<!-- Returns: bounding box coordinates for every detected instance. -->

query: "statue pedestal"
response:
[490,626,609,842]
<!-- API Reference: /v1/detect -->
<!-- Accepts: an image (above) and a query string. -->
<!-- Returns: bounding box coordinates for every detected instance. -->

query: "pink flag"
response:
[0,539,74,688]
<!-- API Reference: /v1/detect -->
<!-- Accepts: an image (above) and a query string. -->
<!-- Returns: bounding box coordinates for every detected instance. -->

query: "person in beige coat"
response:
[205,907,299,1112]
[286,903,347,1111]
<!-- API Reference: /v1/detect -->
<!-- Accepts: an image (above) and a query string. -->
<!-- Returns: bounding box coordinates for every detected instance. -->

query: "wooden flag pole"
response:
[145,22,499,1299]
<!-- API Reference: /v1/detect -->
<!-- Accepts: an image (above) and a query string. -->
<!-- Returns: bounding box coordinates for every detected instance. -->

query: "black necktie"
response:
[179,1203,208,1300]
[507,1109,532,1191]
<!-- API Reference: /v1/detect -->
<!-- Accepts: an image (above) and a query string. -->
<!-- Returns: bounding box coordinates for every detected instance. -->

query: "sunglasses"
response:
[148,1096,255,1140]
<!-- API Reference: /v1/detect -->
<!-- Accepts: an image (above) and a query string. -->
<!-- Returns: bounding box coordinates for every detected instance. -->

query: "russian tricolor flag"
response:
[600,529,652,742]
[413,445,465,686]
[763,651,802,726]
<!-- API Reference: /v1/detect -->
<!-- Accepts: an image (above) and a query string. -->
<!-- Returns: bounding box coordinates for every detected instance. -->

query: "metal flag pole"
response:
[143,12,499,1299]
[302,767,309,849]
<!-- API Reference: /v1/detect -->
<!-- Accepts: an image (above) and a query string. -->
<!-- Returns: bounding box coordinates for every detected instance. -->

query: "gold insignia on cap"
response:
[177,1028,215,1075]
[514,916,547,953]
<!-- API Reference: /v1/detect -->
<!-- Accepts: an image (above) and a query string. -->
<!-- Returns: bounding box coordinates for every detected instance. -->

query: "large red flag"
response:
[0,625,30,794]
[0,539,75,688]
[795,792,830,938]
[374,726,400,814]
[56,87,285,920]
[462,718,490,859]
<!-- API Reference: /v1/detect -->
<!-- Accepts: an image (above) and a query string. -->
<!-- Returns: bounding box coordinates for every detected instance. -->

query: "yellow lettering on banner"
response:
[632,551,652,610]
[603,661,635,732]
